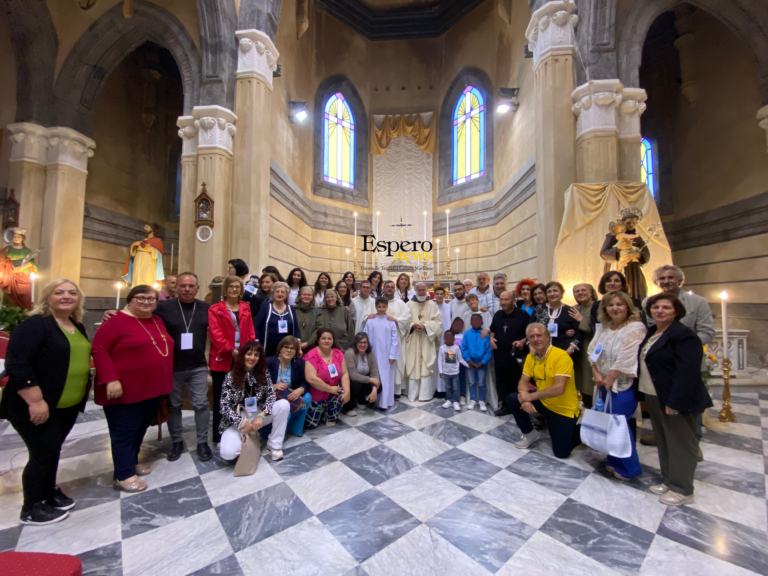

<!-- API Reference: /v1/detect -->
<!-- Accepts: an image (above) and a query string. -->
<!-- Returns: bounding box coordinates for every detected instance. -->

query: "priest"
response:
[351,279,376,334]
[382,280,412,397]
[405,282,444,402]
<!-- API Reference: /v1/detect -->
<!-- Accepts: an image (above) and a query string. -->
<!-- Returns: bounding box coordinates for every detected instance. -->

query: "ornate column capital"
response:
[45,127,96,172]
[618,87,647,142]
[7,123,51,165]
[177,116,199,157]
[525,0,578,71]
[191,105,238,155]
[757,104,768,153]
[571,79,624,141]
[235,29,279,89]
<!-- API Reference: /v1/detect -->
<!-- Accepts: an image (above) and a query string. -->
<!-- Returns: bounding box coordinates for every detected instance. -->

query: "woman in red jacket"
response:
[92,284,173,493]
[209,275,256,442]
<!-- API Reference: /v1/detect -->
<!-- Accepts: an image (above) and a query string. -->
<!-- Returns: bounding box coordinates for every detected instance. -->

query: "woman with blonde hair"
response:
[587,291,647,480]
[1,280,91,525]
[569,283,599,407]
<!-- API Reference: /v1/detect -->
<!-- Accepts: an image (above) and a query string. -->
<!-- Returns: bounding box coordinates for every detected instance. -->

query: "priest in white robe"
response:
[364,297,401,409]
[434,286,452,394]
[382,280,411,396]
[405,282,444,402]
[351,279,376,334]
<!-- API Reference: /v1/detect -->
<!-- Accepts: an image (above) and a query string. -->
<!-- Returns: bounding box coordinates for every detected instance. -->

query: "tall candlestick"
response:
[354,212,358,247]
[30,272,37,305]
[437,239,440,275]
[115,282,122,309]
[346,249,349,271]
[445,209,450,245]
[455,248,459,277]
[170,243,174,273]
[718,290,736,423]
[364,250,367,272]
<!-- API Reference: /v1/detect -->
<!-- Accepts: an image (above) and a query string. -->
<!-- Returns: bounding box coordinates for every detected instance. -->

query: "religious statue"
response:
[0,228,38,310]
[122,223,165,287]
[600,207,650,301]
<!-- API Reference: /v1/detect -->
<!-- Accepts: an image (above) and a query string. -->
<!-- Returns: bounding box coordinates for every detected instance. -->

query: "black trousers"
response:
[103,397,160,481]
[494,363,523,409]
[10,404,81,512]
[343,380,375,412]
[211,369,229,443]
[507,392,579,459]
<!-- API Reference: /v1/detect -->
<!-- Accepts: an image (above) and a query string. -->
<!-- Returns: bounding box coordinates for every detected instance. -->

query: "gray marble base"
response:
[268,442,337,479]
[77,541,123,576]
[486,421,524,444]
[422,448,501,490]
[56,471,120,512]
[0,525,21,552]
[356,418,415,443]
[342,445,416,486]
[694,460,766,498]
[416,400,456,419]
[702,429,764,455]
[420,420,481,446]
[507,452,590,496]
[188,554,244,575]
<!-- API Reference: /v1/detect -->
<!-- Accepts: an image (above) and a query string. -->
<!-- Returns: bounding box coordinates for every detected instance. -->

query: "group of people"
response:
[0,258,714,526]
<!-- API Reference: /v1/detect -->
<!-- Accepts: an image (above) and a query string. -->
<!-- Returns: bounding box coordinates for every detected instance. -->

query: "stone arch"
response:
[196,0,237,109]
[238,0,284,41]
[616,0,768,103]
[55,0,202,136]
[0,0,58,125]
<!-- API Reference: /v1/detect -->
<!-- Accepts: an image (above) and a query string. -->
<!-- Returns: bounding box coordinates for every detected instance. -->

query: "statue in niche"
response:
[123,223,165,287]
[600,207,650,301]
[0,228,38,310]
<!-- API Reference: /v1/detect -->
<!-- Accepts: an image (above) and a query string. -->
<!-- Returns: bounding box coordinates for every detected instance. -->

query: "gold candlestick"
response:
[719,357,736,422]
[445,244,451,279]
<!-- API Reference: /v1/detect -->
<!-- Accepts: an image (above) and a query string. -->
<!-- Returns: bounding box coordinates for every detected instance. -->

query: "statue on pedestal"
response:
[0,227,38,310]
[123,223,165,286]
[600,207,650,301]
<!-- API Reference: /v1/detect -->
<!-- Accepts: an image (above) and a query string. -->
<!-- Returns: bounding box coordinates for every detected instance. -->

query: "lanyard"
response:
[547,305,562,321]
[227,307,241,345]
[177,299,196,333]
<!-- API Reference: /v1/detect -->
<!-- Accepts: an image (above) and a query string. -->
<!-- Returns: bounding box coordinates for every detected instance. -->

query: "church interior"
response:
[1,0,768,574]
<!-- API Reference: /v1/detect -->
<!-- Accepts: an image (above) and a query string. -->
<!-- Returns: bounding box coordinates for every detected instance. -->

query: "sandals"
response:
[135,465,152,476]
[114,478,148,493]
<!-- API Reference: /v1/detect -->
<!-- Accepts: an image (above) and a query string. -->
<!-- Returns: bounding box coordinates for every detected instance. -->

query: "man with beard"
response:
[405,283,444,402]
[449,281,470,329]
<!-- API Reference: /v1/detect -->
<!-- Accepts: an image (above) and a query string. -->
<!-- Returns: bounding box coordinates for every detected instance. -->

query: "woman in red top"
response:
[303,328,350,429]
[208,275,256,442]
[92,284,173,493]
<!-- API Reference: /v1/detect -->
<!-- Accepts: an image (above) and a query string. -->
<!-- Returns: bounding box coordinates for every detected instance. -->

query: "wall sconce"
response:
[496,88,520,114]
[289,101,308,123]
[524,45,533,59]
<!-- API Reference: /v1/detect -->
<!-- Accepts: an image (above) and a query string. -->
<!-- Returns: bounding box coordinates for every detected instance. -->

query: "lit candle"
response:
[153,282,160,290]
[30,272,37,305]
[376,211,380,239]
[116,282,122,309]
[719,290,729,366]
[170,243,175,274]
[455,248,459,276]
[437,239,440,275]
[346,248,350,271]
[446,209,450,245]
[354,212,358,249]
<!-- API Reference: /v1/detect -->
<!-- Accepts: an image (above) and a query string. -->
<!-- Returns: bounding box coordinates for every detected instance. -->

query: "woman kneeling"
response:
[219,340,290,461]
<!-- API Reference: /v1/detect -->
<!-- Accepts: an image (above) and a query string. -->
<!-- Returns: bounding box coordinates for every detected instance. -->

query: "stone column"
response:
[177,116,199,274]
[572,79,623,183]
[618,88,647,181]
[6,123,49,251]
[39,128,96,282]
[674,4,698,108]
[757,105,768,153]
[232,29,279,273]
[191,105,237,287]
[526,0,578,281]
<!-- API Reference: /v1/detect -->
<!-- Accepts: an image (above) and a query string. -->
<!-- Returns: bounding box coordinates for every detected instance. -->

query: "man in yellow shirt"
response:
[506,322,580,458]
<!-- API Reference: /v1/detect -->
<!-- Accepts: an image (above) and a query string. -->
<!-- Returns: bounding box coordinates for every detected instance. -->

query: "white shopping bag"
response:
[579,391,632,458]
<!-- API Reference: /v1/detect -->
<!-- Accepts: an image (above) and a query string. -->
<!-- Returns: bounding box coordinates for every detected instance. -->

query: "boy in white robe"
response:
[364,297,400,409]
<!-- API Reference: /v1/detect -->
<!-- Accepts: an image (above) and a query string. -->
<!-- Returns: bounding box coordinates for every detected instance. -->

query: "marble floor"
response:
[2,390,768,576]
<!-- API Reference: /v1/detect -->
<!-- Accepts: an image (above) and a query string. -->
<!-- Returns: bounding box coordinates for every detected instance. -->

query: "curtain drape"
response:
[371,113,435,156]
[553,182,673,301]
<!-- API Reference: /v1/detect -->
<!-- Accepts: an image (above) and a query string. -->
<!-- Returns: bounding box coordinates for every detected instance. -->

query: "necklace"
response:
[135,316,169,357]
[319,349,334,365]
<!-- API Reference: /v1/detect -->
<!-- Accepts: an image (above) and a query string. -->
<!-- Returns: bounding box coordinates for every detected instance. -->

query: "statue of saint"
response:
[0,227,38,310]
[600,207,650,301]
[123,223,165,287]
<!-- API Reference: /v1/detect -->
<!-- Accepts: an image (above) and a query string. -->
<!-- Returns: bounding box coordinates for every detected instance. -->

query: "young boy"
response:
[460,314,492,411]
[462,293,492,339]
[450,317,468,405]
[364,297,400,410]
[438,330,468,411]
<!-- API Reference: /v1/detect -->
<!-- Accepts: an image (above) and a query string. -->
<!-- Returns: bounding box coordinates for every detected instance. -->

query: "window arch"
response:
[641,137,655,198]
[452,86,485,185]
[323,93,355,189]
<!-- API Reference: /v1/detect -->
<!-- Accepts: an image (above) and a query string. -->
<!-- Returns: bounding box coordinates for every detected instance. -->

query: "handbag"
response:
[580,389,633,458]
[234,405,261,477]
[276,388,306,414]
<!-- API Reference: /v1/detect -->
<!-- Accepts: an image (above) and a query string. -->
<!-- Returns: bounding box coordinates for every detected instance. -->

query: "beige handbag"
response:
[234,405,260,477]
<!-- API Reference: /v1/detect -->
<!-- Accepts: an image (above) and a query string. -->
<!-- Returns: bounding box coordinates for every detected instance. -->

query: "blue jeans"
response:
[596,387,642,479]
[459,365,466,397]
[443,374,461,403]
[466,365,487,402]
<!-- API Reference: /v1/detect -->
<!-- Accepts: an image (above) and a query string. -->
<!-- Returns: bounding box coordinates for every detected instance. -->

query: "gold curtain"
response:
[553,182,673,302]
[370,113,436,156]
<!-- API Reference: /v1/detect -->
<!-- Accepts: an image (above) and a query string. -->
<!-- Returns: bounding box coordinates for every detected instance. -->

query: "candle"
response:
[376,211,380,239]
[170,243,175,273]
[455,248,459,276]
[346,248,350,271]
[719,290,729,366]
[437,239,440,275]
[353,212,358,249]
[30,272,37,304]
[364,249,367,272]
[446,209,450,245]
[115,282,122,309]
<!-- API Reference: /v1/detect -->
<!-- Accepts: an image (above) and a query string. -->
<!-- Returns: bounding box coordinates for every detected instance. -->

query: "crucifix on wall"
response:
[390,216,413,242]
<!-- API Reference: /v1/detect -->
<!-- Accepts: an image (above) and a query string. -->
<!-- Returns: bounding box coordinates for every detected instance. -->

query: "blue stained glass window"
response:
[323,93,355,189]
[641,137,655,198]
[452,86,485,185]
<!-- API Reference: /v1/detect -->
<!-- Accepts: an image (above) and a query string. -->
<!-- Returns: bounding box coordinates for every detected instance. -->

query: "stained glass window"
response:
[641,137,655,198]
[452,86,485,186]
[323,93,355,189]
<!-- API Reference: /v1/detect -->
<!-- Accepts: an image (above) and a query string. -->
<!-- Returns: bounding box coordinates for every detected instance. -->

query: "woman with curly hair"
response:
[286,268,308,305]
[313,272,333,307]
[219,340,290,462]
[514,278,537,316]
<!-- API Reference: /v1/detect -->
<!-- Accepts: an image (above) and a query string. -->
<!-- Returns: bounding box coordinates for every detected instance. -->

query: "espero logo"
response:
[361,235,434,259]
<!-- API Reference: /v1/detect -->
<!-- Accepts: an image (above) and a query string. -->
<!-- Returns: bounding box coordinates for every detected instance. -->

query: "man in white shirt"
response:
[382,280,412,396]
[449,281,470,329]
[469,272,492,301]
[352,280,376,334]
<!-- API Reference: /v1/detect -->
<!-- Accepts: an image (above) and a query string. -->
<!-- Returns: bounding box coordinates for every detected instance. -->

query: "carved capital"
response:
[618,87,648,141]
[177,116,199,157]
[757,105,768,153]
[7,123,50,165]
[571,79,624,140]
[235,29,280,89]
[45,127,96,172]
[191,106,238,155]
[525,0,578,71]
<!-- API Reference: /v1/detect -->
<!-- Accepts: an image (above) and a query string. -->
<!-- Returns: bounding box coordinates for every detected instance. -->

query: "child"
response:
[363,297,400,410]
[460,313,492,411]
[438,330,468,411]
[610,220,640,273]
[450,317,468,405]
[462,294,492,339]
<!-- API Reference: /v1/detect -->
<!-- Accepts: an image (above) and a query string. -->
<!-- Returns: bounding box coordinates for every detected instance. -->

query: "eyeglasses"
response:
[281,347,295,352]
[133,297,157,304]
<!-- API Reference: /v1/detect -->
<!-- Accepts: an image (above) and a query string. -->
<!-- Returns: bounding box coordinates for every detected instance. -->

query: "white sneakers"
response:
[467,400,477,410]
[658,491,694,506]
[442,400,453,409]
[346,410,358,417]
[453,402,461,411]
[267,445,284,461]
[478,401,487,412]
[514,430,540,449]
[649,483,669,495]
[460,397,467,406]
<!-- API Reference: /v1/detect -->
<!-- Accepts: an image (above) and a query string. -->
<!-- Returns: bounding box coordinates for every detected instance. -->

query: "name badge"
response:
[596,322,602,332]
[547,322,558,338]
[589,343,603,363]
[181,333,193,350]
[244,285,257,294]
[278,320,288,333]
[244,397,259,420]
[328,363,339,378]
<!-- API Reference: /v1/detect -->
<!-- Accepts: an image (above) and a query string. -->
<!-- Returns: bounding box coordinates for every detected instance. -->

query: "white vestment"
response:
[384,297,411,395]
[364,315,400,409]
[351,295,377,335]
[449,298,470,331]
[434,302,452,393]
[404,298,443,402]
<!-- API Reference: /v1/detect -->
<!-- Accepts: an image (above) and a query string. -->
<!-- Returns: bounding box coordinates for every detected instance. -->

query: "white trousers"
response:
[219,399,290,460]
